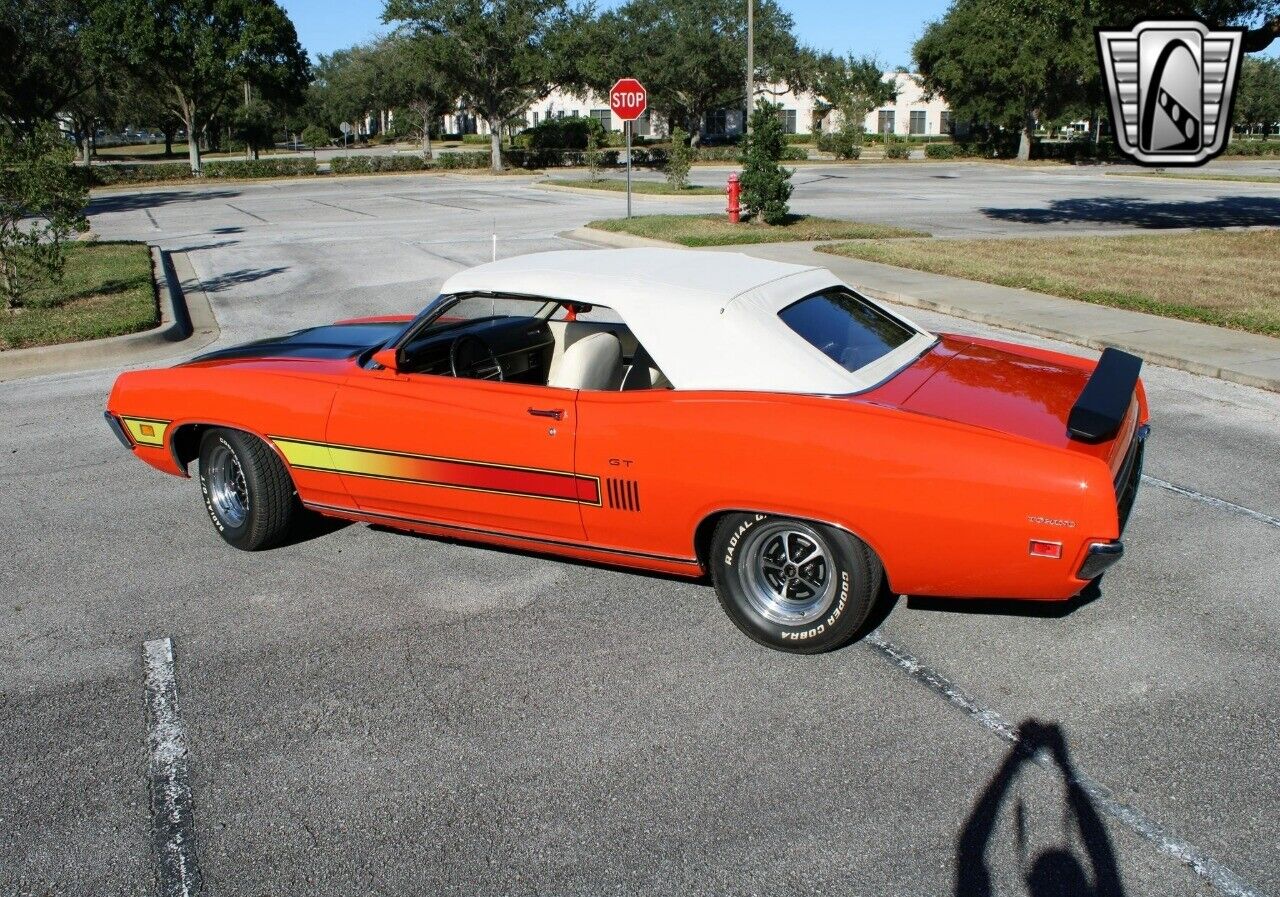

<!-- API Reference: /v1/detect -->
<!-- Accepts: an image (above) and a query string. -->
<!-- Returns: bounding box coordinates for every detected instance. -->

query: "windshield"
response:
[778,288,917,374]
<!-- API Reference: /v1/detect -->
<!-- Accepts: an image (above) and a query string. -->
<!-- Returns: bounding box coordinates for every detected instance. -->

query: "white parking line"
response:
[864,630,1267,897]
[143,637,203,897]
[1142,475,1280,529]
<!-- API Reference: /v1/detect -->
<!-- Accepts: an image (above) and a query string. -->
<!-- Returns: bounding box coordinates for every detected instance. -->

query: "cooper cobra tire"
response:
[198,428,297,551]
[709,512,881,654]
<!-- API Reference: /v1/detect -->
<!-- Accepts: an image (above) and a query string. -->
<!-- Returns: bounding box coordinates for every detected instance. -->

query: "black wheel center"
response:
[783,563,798,579]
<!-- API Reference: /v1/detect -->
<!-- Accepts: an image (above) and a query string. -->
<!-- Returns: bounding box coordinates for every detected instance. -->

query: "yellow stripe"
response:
[123,417,169,447]
[272,438,336,470]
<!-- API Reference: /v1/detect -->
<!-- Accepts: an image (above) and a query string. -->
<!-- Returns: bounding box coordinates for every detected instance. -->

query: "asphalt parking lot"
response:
[2,168,1279,896]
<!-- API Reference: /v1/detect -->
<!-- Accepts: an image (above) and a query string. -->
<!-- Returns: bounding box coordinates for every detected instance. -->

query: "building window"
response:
[706,109,728,136]
[909,110,926,135]
[635,108,652,136]
[590,108,612,131]
[776,108,797,134]
[940,111,952,135]
[531,111,540,126]
[877,110,895,134]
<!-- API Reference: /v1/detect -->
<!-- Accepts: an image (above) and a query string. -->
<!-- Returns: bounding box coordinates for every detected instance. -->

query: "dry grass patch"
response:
[820,229,1280,336]
[1109,171,1280,185]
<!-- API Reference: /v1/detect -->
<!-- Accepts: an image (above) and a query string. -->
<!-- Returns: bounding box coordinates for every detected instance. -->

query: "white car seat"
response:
[548,331,624,390]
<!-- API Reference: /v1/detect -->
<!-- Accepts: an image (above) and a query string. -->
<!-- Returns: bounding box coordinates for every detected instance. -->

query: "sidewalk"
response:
[566,229,1280,393]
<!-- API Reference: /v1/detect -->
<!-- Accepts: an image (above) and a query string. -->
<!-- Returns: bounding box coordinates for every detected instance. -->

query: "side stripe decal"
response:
[271,436,602,506]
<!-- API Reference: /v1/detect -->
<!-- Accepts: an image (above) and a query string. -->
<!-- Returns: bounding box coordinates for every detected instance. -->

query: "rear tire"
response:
[198,428,297,550]
[709,513,881,654]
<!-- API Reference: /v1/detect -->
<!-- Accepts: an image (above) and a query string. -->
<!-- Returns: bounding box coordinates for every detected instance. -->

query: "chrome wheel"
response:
[737,521,837,626]
[206,442,249,528]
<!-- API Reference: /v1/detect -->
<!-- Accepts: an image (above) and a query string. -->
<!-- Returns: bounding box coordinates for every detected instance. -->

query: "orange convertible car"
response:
[106,249,1149,652]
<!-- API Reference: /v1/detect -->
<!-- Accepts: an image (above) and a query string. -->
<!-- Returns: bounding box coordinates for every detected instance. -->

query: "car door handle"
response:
[527,407,564,420]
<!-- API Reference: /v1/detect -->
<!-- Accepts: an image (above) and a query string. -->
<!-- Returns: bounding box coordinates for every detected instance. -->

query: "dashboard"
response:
[396,315,555,383]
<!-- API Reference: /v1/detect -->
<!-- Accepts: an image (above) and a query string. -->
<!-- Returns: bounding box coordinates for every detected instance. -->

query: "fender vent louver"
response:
[606,478,642,512]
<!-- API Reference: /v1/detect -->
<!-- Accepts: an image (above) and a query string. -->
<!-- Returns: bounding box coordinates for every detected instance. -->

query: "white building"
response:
[442,73,952,140]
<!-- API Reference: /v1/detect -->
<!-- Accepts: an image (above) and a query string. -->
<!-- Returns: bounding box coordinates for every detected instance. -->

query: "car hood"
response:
[187,319,408,365]
[895,335,1137,471]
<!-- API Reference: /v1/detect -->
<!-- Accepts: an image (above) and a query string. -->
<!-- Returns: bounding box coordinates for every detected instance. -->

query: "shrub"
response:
[925,142,978,159]
[516,117,606,152]
[330,155,430,175]
[666,127,693,189]
[435,151,492,169]
[883,135,911,159]
[780,145,809,161]
[301,125,330,149]
[585,130,605,179]
[1223,139,1280,156]
[203,158,317,178]
[784,133,814,144]
[817,128,863,160]
[740,100,793,225]
[461,133,489,145]
[82,162,195,185]
[692,145,742,162]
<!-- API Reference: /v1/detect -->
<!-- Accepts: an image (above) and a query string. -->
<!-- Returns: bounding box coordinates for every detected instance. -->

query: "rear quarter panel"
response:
[576,390,1118,599]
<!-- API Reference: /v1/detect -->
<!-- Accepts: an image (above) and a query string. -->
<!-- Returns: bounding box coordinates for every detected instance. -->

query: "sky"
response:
[278,0,948,69]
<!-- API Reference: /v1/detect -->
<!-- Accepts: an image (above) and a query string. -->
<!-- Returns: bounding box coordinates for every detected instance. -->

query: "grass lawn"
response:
[543,178,722,195]
[1107,170,1280,185]
[1,242,157,350]
[820,229,1280,336]
[587,214,928,247]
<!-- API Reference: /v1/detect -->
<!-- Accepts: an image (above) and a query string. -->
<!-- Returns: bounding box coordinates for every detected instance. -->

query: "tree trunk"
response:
[183,104,202,174]
[488,116,503,172]
[1017,113,1035,161]
[164,127,174,157]
[80,132,93,166]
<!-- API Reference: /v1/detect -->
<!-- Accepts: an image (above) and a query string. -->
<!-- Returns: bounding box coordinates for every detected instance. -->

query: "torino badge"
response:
[1096,20,1244,166]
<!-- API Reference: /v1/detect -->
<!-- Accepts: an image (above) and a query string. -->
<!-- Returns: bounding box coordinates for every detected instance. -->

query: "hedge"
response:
[435,151,493,169]
[330,155,430,174]
[202,158,317,178]
[1224,140,1280,156]
[925,142,980,159]
[80,162,194,185]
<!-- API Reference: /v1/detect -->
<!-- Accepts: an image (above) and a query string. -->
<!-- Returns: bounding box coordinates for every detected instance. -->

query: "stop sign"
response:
[609,78,648,122]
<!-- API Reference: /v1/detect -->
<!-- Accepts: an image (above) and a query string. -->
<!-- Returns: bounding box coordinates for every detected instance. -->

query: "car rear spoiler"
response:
[1067,348,1143,442]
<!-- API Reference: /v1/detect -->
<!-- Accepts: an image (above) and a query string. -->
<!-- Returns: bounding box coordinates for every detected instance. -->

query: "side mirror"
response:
[371,347,399,372]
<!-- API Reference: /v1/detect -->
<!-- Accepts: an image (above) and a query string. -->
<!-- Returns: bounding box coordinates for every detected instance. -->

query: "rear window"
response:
[778,289,916,373]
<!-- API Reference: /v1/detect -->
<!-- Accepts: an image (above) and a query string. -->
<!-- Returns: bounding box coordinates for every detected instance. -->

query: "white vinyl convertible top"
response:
[439,248,935,394]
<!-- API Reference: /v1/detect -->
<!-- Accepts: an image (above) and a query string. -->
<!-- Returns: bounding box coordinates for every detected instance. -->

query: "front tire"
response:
[198,428,297,550]
[709,513,881,653]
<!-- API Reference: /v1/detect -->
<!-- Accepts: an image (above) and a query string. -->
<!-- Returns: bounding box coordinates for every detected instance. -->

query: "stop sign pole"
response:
[609,78,647,218]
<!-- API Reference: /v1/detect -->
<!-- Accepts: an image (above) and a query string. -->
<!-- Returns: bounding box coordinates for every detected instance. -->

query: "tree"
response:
[0,0,96,132]
[0,125,89,311]
[108,0,309,173]
[383,0,589,171]
[233,99,276,159]
[810,52,895,156]
[665,126,693,189]
[739,100,792,225]
[914,0,1091,160]
[1235,56,1280,135]
[575,0,806,144]
[381,36,457,160]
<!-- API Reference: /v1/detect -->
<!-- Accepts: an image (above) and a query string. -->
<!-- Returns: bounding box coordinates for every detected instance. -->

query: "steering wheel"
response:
[449,334,504,381]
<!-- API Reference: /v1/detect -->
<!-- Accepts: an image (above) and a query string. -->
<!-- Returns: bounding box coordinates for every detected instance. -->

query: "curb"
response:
[0,247,219,382]
[561,226,688,249]
[534,182,721,202]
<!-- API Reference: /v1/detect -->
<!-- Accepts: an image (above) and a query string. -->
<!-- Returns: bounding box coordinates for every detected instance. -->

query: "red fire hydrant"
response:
[726,172,741,224]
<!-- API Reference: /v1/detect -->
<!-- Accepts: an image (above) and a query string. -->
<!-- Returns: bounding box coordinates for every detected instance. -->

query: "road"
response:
[2,168,1278,896]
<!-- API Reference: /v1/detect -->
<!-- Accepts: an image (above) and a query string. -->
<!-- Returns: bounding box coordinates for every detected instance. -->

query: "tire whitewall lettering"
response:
[710,513,880,653]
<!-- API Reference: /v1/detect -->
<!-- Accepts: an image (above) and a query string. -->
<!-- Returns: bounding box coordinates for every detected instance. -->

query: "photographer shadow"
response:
[956,720,1124,897]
